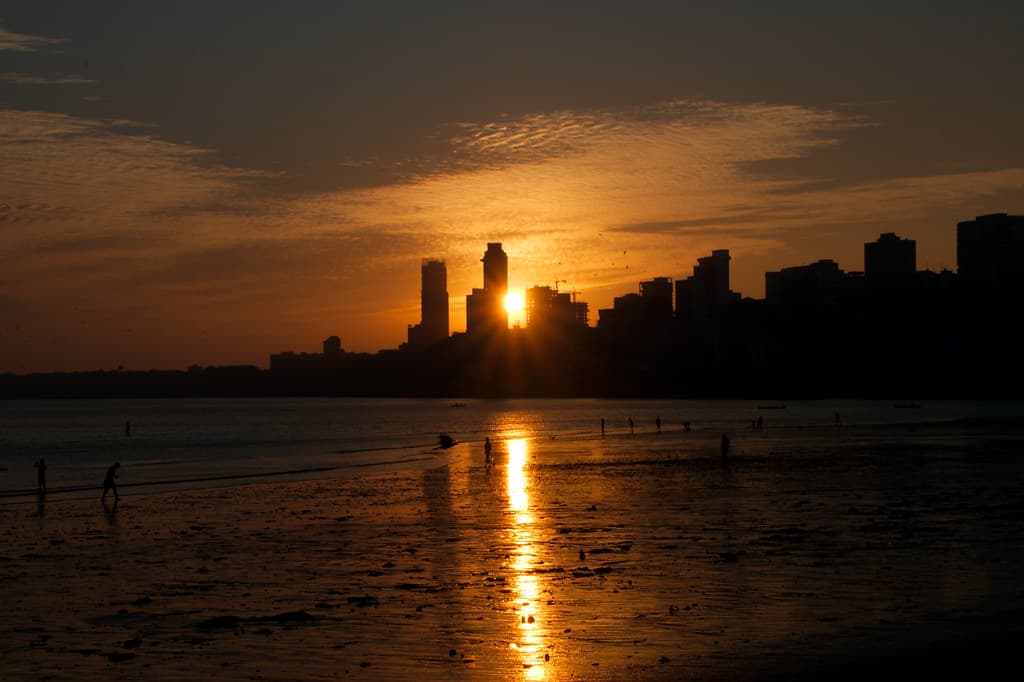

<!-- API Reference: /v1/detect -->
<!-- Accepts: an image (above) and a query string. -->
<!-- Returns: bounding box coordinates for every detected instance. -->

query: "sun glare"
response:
[504,291,524,314]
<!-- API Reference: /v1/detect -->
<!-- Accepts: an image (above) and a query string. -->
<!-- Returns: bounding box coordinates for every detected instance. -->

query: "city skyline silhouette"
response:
[4,212,1022,399]
[3,6,1024,372]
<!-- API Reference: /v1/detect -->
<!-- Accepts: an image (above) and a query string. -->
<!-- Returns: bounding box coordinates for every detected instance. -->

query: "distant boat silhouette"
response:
[894,402,921,408]
[757,404,787,410]
[450,402,467,408]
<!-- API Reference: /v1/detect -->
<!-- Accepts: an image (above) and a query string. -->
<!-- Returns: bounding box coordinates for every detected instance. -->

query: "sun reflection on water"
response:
[505,437,548,679]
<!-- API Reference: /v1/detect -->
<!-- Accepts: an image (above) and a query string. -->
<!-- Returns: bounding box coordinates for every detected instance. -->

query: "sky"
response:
[2,1,1023,372]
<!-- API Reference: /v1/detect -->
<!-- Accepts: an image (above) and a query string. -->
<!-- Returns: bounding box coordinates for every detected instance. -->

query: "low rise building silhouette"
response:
[957,213,1024,298]
[865,233,916,289]
[526,285,588,331]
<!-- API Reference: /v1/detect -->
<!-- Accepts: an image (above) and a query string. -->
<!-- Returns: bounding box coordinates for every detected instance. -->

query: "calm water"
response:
[2,398,1023,500]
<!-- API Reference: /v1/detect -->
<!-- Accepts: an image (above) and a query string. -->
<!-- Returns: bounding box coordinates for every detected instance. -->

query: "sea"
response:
[2,398,1023,502]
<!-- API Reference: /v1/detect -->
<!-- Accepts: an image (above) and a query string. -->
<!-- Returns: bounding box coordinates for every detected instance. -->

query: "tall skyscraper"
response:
[482,243,508,299]
[467,243,509,334]
[420,259,449,344]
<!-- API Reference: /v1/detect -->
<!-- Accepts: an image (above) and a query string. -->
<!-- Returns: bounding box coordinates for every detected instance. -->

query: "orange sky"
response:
[2,4,1023,371]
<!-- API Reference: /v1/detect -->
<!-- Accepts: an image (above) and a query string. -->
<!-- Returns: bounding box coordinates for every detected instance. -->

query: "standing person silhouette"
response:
[628,417,634,435]
[125,421,131,437]
[484,437,493,468]
[601,418,605,438]
[34,458,47,495]
[720,434,730,465]
[102,462,121,502]
[656,416,662,433]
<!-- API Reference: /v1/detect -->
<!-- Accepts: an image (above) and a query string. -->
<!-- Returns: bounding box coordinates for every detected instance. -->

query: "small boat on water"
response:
[757,404,787,410]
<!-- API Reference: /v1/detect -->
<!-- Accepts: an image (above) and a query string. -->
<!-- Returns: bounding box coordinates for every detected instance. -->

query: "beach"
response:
[4,413,1024,680]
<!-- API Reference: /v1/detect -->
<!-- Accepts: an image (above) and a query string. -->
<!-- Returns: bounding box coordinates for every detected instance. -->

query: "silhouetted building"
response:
[765,259,847,307]
[482,242,508,298]
[323,335,342,356]
[640,277,673,321]
[466,243,509,334]
[865,233,915,287]
[526,285,588,330]
[676,249,738,315]
[675,250,740,327]
[270,335,345,373]
[408,259,449,348]
[957,213,1024,297]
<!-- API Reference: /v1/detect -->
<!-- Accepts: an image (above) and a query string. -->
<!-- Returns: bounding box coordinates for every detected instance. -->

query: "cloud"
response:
[0,72,96,85]
[3,94,1023,370]
[0,109,270,245]
[0,24,63,52]
[290,97,1024,311]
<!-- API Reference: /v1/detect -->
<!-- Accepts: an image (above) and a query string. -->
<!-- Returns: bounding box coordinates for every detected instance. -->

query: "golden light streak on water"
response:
[505,437,548,680]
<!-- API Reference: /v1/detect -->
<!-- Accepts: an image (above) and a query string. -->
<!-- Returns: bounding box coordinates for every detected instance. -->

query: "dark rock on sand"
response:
[265,610,316,623]
[347,595,380,607]
[196,616,244,631]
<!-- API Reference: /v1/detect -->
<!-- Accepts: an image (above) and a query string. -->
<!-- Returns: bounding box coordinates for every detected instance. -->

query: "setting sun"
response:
[504,291,524,314]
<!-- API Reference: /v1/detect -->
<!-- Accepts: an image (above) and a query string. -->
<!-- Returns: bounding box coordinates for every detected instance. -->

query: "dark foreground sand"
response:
[3,429,1024,680]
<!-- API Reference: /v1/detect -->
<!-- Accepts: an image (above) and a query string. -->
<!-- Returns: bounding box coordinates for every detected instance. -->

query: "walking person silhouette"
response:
[102,462,121,502]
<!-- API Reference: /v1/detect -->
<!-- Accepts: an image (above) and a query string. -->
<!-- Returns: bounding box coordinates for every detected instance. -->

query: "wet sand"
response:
[3,427,1024,680]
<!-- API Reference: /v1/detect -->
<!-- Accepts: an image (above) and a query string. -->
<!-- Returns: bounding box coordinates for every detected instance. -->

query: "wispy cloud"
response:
[0,109,270,242]
[3,95,1023,370]
[0,24,63,52]
[302,98,1023,307]
[0,71,95,85]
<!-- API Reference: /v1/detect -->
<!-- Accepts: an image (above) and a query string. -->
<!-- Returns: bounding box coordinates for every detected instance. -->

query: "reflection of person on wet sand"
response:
[484,437,493,468]
[103,496,118,520]
[34,458,47,495]
[102,462,121,502]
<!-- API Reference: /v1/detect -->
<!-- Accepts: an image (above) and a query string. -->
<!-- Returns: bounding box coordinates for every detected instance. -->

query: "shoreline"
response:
[4,431,1024,679]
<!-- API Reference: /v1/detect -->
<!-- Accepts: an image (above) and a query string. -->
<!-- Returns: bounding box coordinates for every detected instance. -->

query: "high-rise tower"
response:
[467,243,509,334]
[482,243,508,299]
[420,259,449,344]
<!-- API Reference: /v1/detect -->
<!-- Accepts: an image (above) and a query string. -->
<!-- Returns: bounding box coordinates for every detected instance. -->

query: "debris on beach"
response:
[438,433,456,449]
[347,595,380,608]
